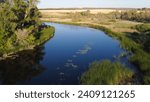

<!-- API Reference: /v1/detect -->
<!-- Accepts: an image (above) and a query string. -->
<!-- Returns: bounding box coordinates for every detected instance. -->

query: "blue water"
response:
[0,22,135,85]
[26,22,125,85]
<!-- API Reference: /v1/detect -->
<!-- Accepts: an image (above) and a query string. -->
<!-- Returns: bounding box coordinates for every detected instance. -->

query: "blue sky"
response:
[38,0,150,8]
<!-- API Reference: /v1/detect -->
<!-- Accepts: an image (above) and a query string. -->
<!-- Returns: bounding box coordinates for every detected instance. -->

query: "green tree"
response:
[0,0,42,54]
[24,0,41,28]
[0,2,17,39]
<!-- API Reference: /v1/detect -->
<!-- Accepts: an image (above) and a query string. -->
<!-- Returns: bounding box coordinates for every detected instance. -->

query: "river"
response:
[0,22,136,85]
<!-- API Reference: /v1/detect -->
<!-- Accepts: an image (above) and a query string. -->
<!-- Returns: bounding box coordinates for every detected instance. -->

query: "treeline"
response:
[102,9,150,22]
[0,0,54,56]
[119,9,150,22]
[0,0,40,37]
[67,9,150,23]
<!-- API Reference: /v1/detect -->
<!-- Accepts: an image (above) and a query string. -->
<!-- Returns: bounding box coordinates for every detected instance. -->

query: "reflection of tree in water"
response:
[0,46,45,85]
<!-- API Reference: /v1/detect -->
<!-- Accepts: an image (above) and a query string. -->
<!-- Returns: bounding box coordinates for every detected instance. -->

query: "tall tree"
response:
[0,2,17,38]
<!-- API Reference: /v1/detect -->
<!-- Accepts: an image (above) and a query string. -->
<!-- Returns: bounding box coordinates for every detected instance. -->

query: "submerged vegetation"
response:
[0,0,54,57]
[81,60,134,85]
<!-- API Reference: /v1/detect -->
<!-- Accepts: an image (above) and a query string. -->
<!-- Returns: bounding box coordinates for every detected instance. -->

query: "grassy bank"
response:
[36,26,55,45]
[81,60,134,85]
[48,21,140,51]
[0,26,55,59]
[87,23,150,84]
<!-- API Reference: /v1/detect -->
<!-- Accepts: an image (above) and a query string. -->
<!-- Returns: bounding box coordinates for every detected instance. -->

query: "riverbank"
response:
[42,20,140,50]
[81,60,134,85]
[42,20,150,84]
[1,22,130,84]
[0,26,55,60]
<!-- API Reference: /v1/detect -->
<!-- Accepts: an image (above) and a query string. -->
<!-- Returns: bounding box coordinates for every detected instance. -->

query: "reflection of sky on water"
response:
[0,22,136,85]
[38,22,127,85]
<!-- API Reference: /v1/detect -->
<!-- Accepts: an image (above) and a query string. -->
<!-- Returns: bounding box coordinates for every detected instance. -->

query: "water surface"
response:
[0,22,134,85]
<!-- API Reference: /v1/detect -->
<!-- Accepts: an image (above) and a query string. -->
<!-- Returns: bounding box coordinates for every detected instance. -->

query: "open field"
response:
[39,9,142,33]
[39,9,121,14]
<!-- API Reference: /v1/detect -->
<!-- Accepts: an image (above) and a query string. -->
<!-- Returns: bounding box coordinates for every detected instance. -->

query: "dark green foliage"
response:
[0,2,17,53]
[0,0,54,56]
[12,0,28,29]
[81,60,133,85]
[0,2,17,38]
[12,0,41,29]
[0,27,55,56]
[130,49,150,73]
[129,24,150,52]
[130,49,150,84]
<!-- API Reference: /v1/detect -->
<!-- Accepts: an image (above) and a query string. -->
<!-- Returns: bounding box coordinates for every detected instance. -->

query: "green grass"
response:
[130,49,150,73]
[81,60,134,85]
[36,26,55,44]
[130,49,150,84]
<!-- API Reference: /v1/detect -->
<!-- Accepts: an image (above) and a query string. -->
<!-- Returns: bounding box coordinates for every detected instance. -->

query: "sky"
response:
[38,0,150,8]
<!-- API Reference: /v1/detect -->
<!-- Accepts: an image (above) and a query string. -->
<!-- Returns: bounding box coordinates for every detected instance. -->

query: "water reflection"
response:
[0,23,138,85]
[0,46,45,85]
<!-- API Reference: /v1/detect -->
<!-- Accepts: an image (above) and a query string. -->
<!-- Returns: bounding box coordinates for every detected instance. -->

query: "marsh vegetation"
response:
[81,60,134,85]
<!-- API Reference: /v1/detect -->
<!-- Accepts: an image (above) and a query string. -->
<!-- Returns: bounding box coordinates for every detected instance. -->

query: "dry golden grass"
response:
[40,9,141,34]
[39,9,121,14]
